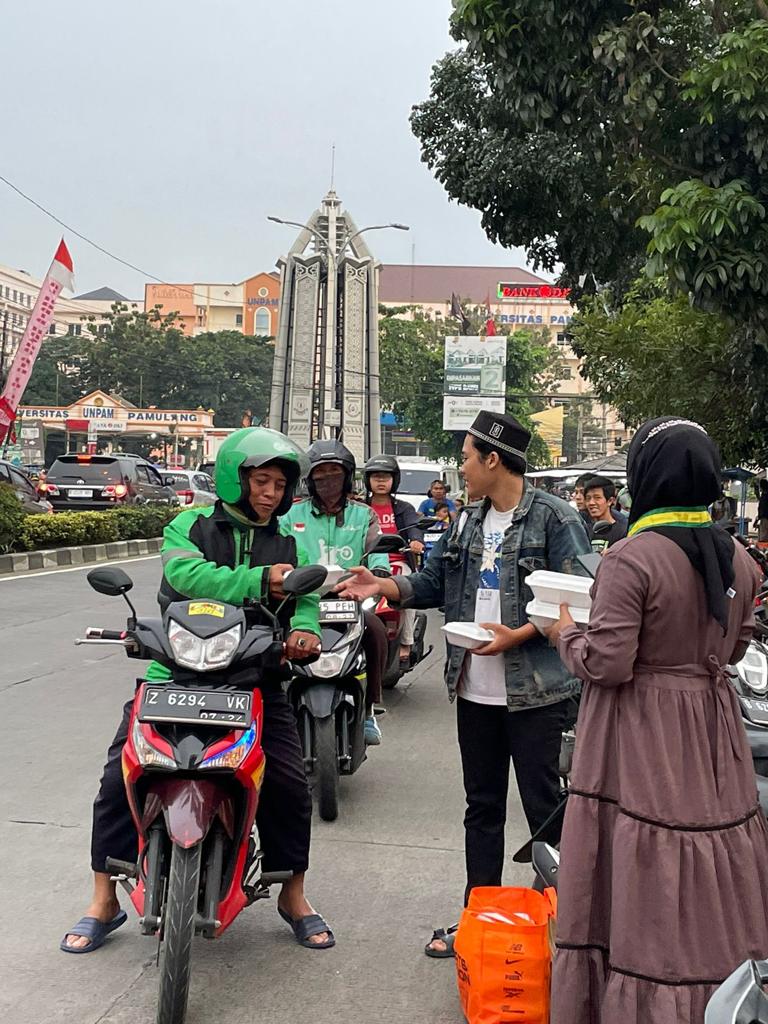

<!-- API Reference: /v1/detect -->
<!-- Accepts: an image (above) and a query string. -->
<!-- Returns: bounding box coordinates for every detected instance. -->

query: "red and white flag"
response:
[485,293,497,336]
[0,239,74,443]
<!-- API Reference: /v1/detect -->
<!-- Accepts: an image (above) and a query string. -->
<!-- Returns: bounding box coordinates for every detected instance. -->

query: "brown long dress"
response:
[551,532,768,1024]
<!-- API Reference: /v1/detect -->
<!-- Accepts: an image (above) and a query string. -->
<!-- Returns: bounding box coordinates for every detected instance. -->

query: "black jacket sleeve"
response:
[394,499,423,542]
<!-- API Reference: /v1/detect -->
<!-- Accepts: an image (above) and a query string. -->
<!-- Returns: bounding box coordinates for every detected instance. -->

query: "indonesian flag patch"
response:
[293,523,306,532]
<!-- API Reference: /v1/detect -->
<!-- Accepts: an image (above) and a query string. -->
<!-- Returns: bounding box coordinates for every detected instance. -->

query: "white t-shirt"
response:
[459,505,516,706]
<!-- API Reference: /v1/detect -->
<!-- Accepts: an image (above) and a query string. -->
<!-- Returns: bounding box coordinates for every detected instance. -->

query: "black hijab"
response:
[627,417,735,632]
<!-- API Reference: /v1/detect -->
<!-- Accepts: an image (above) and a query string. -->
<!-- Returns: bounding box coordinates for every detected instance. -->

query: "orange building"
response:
[145,272,279,337]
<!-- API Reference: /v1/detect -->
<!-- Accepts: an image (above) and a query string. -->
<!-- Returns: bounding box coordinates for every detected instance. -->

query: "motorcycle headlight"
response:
[168,621,242,672]
[132,717,177,770]
[737,645,768,695]
[310,650,347,678]
[200,721,257,770]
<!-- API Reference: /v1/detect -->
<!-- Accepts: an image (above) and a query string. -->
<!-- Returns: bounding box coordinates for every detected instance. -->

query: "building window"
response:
[560,365,573,379]
[254,308,271,334]
[48,323,57,335]
[556,332,573,346]
[12,290,17,302]
[67,323,82,336]
[235,313,243,327]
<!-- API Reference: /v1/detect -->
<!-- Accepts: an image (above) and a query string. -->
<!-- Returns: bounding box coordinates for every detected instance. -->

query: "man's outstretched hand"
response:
[334,566,381,601]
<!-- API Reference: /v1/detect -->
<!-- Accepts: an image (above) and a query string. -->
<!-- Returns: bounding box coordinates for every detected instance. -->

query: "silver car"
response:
[163,469,217,507]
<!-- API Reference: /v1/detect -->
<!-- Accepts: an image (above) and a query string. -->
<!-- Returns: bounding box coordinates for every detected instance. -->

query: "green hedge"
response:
[0,484,26,553]
[15,503,185,552]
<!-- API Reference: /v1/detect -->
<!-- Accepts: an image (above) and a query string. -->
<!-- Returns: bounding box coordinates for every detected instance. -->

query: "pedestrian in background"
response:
[547,417,768,1024]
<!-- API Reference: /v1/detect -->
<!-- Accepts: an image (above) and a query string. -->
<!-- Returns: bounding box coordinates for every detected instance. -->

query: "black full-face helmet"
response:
[306,439,356,500]
[363,454,400,495]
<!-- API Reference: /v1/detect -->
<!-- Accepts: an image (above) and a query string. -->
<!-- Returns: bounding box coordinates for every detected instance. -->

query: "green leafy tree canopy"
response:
[379,305,558,466]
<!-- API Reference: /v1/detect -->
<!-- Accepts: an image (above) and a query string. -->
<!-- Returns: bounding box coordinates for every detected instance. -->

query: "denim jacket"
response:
[394,481,591,710]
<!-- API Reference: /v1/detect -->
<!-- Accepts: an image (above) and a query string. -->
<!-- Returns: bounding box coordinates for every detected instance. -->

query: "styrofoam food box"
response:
[526,597,590,633]
[441,622,495,649]
[526,569,593,609]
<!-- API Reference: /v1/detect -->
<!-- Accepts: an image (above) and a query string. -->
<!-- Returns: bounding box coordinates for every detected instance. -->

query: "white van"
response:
[395,458,461,511]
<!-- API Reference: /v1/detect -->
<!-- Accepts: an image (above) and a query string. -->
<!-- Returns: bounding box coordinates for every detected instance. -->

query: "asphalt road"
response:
[0,555,531,1024]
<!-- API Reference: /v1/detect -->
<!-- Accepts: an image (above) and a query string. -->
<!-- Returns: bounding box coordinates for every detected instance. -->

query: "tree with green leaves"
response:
[378,306,558,466]
[568,280,758,462]
[411,1,768,450]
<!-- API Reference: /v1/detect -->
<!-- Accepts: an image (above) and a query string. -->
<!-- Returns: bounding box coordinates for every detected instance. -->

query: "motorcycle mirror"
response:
[592,519,613,536]
[87,566,134,596]
[416,516,439,531]
[282,565,328,597]
[366,534,405,555]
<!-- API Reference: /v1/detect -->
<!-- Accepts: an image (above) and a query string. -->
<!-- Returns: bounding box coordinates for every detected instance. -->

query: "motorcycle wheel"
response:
[156,842,202,1024]
[315,716,340,822]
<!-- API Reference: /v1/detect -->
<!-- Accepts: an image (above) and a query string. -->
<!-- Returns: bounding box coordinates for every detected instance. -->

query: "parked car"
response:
[162,469,217,506]
[42,454,178,511]
[0,460,53,514]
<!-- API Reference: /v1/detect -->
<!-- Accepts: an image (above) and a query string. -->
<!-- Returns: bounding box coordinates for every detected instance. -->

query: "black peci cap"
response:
[467,411,531,474]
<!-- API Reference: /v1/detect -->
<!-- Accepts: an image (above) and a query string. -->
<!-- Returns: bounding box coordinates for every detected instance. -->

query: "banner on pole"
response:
[443,334,507,429]
[443,335,506,397]
[0,239,75,443]
[443,395,506,431]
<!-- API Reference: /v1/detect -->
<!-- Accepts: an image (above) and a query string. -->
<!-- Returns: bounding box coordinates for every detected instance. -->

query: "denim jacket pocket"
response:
[518,554,547,608]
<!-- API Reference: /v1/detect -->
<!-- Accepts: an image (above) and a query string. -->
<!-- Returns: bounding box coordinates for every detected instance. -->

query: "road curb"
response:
[0,537,162,576]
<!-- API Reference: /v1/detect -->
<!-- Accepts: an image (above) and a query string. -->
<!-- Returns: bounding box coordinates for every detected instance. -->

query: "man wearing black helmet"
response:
[281,440,390,745]
[363,454,424,663]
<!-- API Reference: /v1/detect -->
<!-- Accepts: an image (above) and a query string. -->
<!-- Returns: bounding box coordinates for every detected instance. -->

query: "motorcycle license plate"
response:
[319,599,358,623]
[740,696,768,726]
[69,489,93,498]
[139,686,252,728]
[424,533,442,544]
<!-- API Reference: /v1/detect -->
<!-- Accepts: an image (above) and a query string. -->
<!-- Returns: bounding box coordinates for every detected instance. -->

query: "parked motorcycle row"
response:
[74,524,433,1024]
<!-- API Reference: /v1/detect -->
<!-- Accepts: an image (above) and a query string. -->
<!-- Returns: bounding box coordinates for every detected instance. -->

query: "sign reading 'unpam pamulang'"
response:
[19,390,215,433]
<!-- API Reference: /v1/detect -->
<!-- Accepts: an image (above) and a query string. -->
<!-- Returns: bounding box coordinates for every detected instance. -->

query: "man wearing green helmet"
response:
[61,427,334,955]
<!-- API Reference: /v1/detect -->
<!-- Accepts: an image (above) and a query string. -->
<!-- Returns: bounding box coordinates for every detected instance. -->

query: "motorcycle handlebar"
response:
[85,627,126,641]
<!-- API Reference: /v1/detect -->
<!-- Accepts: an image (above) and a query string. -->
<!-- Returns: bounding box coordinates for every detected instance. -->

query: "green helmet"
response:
[214,427,309,515]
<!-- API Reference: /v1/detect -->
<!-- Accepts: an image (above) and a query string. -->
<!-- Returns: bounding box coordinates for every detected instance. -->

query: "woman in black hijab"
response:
[625,417,735,632]
[546,417,768,1024]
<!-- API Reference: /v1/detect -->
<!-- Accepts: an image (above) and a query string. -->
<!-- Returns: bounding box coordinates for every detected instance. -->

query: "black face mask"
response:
[313,474,345,510]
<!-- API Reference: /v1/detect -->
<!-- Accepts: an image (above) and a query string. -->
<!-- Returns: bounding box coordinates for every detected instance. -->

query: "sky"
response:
[0,0,532,298]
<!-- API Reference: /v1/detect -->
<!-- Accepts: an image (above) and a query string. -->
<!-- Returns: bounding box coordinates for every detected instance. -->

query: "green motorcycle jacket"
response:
[280,497,390,572]
[146,501,320,683]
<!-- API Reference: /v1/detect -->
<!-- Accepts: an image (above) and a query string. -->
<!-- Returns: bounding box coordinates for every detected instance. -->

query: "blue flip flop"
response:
[60,910,128,954]
[278,906,335,949]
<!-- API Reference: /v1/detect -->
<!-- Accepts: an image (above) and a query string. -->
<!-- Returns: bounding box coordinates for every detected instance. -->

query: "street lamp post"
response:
[267,215,408,443]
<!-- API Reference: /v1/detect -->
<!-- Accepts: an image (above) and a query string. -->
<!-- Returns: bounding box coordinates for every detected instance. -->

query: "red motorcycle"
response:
[77,563,326,1024]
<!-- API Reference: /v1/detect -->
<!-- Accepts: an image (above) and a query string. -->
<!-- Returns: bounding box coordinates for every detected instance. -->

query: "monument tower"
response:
[268,190,386,464]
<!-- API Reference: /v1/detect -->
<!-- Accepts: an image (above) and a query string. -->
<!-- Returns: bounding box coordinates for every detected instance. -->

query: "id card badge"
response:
[476,588,496,618]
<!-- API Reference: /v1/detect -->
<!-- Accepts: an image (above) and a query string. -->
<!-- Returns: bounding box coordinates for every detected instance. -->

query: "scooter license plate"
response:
[319,599,358,623]
[740,696,768,726]
[139,686,252,727]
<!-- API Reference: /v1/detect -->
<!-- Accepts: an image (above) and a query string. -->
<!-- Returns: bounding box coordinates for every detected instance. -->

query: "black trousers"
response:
[362,610,387,706]
[456,696,569,904]
[91,690,312,875]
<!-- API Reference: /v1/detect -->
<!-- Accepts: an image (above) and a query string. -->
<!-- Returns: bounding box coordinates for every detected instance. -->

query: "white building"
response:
[0,260,143,369]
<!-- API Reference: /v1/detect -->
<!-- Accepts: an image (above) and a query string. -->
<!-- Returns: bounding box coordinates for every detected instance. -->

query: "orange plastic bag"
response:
[454,886,557,1024]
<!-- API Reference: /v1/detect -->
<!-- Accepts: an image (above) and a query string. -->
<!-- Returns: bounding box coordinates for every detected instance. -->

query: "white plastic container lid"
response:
[525,569,593,610]
[441,621,495,649]
[526,597,590,633]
